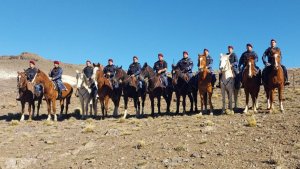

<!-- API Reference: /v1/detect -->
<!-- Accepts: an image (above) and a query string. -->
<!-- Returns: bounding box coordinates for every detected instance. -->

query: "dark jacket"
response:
[153,60,167,74]
[25,67,37,82]
[49,67,66,90]
[262,47,282,66]
[103,65,116,78]
[83,66,94,78]
[239,50,258,69]
[176,57,193,74]
[127,62,141,76]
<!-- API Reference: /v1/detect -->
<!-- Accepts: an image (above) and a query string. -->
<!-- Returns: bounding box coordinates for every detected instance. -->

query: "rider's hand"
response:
[266,63,271,66]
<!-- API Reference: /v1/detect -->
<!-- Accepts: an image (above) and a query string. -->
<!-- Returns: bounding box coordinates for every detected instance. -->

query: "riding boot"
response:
[282,65,290,86]
[57,89,62,99]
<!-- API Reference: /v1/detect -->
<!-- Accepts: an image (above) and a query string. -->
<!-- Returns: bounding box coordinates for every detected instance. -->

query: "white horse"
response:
[75,70,97,119]
[219,53,239,113]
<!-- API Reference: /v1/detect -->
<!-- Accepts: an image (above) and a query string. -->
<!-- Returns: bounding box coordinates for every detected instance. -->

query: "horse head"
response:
[219,53,231,72]
[245,55,256,78]
[171,64,181,85]
[270,48,281,70]
[140,62,154,81]
[17,71,27,91]
[75,70,83,89]
[198,54,207,72]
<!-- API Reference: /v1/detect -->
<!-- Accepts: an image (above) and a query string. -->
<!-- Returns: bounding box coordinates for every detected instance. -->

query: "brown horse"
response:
[263,48,284,113]
[242,55,261,113]
[94,63,122,118]
[32,69,73,121]
[17,71,43,121]
[197,54,213,115]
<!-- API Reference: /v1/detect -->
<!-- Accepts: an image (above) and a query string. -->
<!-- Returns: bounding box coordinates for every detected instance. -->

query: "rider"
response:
[202,48,216,87]
[216,46,239,88]
[127,56,142,90]
[176,51,194,80]
[49,61,66,99]
[82,60,97,97]
[153,53,168,87]
[16,60,38,100]
[262,39,290,85]
[103,58,118,88]
[238,43,260,87]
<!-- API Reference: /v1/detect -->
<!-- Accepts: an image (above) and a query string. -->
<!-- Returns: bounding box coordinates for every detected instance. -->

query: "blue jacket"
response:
[127,62,141,76]
[49,67,66,90]
[176,57,193,74]
[239,50,258,69]
[153,60,167,75]
[103,65,116,78]
[262,47,282,66]
[25,67,37,82]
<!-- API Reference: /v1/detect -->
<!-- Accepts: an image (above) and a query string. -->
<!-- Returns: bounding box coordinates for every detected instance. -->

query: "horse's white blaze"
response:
[199,57,203,69]
[274,54,278,68]
[123,109,128,119]
[248,62,252,77]
[280,101,284,111]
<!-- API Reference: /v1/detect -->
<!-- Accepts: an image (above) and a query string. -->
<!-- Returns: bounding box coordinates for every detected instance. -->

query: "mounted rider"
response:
[238,43,261,87]
[127,56,143,90]
[82,60,97,97]
[201,48,216,87]
[49,61,66,99]
[16,60,39,100]
[262,39,290,86]
[153,53,168,88]
[103,58,118,88]
[175,51,194,80]
[216,46,239,88]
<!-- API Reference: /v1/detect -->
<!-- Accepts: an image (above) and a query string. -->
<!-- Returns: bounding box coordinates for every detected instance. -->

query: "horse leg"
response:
[123,96,129,119]
[166,90,172,113]
[30,101,35,120]
[204,92,208,113]
[234,89,239,109]
[85,99,90,118]
[199,92,204,115]
[269,89,275,113]
[193,90,198,113]
[229,88,233,110]
[150,96,155,117]
[208,92,213,115]
[176,93,180,114]
[188,93,193,113]
[104,96,110,117]
[20,101,25,121]
[141,94,146,115]
[134,97,140,118]
[266,88,271,110]
[65,96,71,115]
[279,86,284,112]
[52,99,57,121]
[157,95,161,114]
[46,100,52,121]
[251,93,257,113]
[37,98,41,117]
[243,89,249,113]
[93,98,98,117]
[221,86,226,113]
[59,99,64,119]
[80,97,85,119]
[100,99,105,119]
[182,95,186,114]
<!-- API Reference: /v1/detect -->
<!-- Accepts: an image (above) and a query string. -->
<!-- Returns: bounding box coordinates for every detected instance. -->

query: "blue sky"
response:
[0,0,299,71]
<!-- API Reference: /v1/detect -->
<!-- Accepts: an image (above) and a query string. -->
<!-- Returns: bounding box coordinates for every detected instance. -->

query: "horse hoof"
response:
[199,112,202,116]
[210,112,213,116]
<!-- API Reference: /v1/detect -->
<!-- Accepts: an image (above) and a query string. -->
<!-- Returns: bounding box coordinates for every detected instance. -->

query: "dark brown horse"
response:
[32,69,73,121]
[139,63,173,117]
[263,48,284,113]
[171,65,198,114]
[94,63,122,118]
[114,66,147,118]
[242,55,261,113]
[197,54,213,115]
[17,71,43,121]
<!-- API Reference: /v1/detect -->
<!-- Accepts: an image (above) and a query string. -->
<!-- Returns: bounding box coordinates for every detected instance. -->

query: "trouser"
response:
[161,74,168,87]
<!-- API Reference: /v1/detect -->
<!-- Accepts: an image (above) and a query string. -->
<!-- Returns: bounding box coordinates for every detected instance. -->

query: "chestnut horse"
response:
[242,55,261,113]
[114,66,147,119]
[139,63,173,117]
[263,48,284,113]
[94,63,122,118]
[197,54,213,115]
[17,71,43,121]
[32,69,73,121]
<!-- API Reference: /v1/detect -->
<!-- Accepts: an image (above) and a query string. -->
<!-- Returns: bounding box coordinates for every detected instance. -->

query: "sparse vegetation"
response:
[10,120,19,126]
[135,140,146,149]
[246,115,257,127]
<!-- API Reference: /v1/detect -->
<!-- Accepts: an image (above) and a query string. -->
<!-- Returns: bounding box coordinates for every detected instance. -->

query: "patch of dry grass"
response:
[225,109,235,115]
[43,120,54,126]
[174,145,187,152]
[246,115,257,127]
[10,120,19,126]
[82,119,95,133]
[135,140,146,149]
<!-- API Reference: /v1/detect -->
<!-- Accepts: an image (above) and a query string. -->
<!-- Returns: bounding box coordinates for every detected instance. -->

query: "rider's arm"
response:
[134,64,141,76]
[52,68,63,81]
[262,49,268,66]
[238,53,244,70]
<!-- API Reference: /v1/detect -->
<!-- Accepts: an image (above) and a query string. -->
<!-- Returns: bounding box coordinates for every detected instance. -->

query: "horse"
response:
[242,55,261,113]
[17,71,43,121]
[114,66,147,119]
[94,63,122,118]
[139,63,173,117]
[32,69,73,121]
[262,48,284,113]
[219,53,239,113]
[197,54,213,115]
[75,70,97,119]
[171,65,198,114]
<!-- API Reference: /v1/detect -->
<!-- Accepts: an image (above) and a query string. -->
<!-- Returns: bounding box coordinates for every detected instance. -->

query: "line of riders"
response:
[16,39,289,102]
